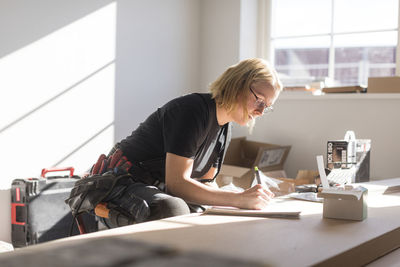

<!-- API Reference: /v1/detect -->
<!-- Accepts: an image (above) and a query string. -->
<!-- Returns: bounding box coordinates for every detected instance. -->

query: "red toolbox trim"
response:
[41,167,75,178]
[16,187,20,202]
[11,203,26,225]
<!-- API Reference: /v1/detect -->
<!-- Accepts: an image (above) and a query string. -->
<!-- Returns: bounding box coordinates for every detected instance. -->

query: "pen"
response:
[254,166,262,184]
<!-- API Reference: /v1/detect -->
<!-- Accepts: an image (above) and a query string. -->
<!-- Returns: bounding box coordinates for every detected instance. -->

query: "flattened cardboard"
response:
[322,85,366,93]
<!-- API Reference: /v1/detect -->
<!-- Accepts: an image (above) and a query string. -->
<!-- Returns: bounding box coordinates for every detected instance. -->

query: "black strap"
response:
[213,123,231,181]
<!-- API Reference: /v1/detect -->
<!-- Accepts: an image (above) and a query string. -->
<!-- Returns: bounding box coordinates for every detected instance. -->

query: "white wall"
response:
[0,0,117,183]
[199,0,241,92]
[0,0,201,243]
[198,0,259,90]
[115,0,201,141]
[0,0,116,242]
[0,0,114,60]
[239,0,258,60]
[233,94,400,179]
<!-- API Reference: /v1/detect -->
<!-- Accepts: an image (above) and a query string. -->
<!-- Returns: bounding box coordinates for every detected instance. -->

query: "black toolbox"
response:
[11,167,98,247]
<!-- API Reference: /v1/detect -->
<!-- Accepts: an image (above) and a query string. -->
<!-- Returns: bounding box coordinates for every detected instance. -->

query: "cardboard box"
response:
[295,170,319,185]
[269,177,296,197]
[326,138,371,183]
[327,140,354,169]
[368,76,400,93]
[318,187,368,221]
[216,137,291,190]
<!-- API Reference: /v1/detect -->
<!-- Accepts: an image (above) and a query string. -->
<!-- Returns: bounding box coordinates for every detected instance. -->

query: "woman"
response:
[73,58,283,228]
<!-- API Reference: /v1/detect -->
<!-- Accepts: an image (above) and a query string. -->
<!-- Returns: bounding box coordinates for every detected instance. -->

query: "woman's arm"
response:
[197,166,219,188]
[200,166,218,180]
[165,152,273,209]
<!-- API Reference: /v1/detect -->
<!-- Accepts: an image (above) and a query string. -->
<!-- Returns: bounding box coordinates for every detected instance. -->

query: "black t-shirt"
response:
[120,93,231,182]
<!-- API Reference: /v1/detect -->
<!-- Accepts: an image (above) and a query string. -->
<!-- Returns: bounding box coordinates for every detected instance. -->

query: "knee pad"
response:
[156,197,190,218]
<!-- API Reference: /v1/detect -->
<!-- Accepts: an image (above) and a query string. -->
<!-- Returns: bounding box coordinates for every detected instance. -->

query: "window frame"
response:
[259,0,400,83]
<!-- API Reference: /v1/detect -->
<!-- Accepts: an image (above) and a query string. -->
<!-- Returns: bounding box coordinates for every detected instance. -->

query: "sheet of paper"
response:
[250,171,280,189]
[288,192,323,203]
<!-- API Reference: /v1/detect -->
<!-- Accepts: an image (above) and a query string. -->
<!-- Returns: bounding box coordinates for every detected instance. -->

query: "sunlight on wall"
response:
[0,3,116,188]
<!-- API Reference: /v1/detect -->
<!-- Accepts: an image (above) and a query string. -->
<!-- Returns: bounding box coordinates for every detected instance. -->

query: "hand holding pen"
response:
[255,166,280,190]
[234,166,275,210]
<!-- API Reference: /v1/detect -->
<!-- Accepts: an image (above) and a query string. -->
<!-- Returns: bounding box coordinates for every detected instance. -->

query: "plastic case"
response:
[11,167,98,247]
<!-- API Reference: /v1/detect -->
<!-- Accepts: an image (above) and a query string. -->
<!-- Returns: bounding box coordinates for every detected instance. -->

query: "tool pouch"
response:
[65,172,134,216]
[65,172,151,227]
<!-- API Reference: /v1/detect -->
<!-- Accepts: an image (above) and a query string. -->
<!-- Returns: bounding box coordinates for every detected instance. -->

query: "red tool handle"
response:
[11,203,26,225]
[41,167,75,178]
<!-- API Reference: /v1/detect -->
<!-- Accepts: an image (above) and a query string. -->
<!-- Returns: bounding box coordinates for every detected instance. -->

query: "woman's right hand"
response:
[235,184,275,210]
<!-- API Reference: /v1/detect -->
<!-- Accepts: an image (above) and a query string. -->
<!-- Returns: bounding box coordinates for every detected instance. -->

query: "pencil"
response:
[255,166,262,184]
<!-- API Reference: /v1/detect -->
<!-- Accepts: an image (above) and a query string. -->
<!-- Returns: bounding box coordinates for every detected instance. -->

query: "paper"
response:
[203,207,301,219]
[260,171,279,189]
[288,192,323,203]
[251,171,280,189]
[316,155,330,189]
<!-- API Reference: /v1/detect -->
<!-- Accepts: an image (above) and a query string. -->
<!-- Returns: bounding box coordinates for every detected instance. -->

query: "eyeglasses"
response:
[249,87,274,114]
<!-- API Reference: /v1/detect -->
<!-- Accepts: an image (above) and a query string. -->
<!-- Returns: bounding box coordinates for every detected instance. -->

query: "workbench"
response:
[0,178,399,266]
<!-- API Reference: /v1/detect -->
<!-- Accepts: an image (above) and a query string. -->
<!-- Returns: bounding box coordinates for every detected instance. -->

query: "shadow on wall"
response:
[0,60,115,168]
[0,0,117,242]
[0,0,115,60]
[0,1,117,189]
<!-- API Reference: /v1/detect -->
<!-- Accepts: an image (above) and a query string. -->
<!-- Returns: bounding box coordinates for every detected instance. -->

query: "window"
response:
[269,0,399,87]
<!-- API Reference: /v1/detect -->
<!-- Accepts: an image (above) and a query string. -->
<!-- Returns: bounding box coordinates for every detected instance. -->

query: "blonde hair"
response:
[210,58,282,117]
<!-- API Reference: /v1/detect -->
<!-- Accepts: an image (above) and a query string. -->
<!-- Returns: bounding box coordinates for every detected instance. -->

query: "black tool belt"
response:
[65,171,151,227]
[65,172,135,216]
[107,143,166,191]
